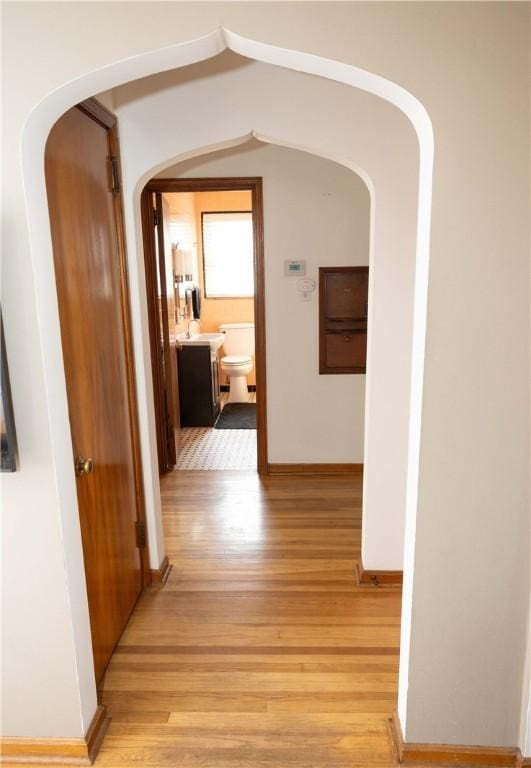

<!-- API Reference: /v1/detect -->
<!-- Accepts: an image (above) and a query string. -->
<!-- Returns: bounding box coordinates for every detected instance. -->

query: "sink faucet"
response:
[177,305,192,338]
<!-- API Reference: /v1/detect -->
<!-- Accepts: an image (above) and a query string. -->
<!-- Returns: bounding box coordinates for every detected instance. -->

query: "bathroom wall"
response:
[162,191,195,337]
[194,190,255,385]
[162,189,256,384]
[160,195,177,337]
[158,141,370,462]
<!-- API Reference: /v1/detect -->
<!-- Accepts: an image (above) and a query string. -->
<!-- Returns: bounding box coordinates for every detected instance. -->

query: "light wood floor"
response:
[10,471,400,767]
[94,470,401,767]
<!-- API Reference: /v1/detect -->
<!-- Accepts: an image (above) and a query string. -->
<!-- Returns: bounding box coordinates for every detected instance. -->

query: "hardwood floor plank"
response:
[114,646,400,657]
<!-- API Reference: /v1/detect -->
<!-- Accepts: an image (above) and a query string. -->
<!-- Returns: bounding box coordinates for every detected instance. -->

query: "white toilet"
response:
[219,323,255,403]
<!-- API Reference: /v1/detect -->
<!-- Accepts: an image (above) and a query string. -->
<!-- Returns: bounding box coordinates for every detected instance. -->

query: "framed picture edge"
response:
[1,312,18,472]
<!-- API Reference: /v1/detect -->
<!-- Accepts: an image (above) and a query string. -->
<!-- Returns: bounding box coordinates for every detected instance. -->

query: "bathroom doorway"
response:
[141,177,267,475]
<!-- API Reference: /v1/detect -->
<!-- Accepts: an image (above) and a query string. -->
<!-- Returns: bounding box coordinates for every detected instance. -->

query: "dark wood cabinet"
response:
[177,345,221,426]
[319,266,369,374]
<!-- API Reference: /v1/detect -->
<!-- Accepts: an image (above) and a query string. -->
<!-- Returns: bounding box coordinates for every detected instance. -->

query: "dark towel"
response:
[191,287,201,320]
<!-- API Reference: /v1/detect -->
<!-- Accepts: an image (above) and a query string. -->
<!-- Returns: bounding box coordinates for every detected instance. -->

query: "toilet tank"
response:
[219,323,255,356]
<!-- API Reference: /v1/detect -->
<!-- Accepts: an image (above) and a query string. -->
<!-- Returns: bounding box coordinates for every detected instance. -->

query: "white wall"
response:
[521,598,531,754]
[158,141,370,462]
[109,53,419,579]
[1,1,529,751]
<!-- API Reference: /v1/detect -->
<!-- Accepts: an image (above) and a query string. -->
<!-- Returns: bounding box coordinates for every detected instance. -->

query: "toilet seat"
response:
[221,355,252,366]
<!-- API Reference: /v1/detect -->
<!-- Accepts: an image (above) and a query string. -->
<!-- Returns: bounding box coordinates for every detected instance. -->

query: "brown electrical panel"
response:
[319,266,369,374]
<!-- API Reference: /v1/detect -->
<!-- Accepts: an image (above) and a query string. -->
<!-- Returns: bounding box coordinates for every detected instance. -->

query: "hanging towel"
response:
[191,286,201,320]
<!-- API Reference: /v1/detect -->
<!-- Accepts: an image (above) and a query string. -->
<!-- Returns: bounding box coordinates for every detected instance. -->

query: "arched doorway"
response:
[21,29,433,741]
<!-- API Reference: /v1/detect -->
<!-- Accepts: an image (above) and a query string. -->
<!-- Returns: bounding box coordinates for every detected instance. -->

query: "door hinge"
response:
[109,156,121,194]
[136,520,147,549]
[153,208,159,227]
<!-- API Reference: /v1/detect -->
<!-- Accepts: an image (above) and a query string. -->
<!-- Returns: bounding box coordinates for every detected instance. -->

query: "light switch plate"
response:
[296,277,316,301]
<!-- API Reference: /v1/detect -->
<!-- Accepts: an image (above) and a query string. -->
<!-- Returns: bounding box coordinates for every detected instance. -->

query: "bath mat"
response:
[215,403,257,430]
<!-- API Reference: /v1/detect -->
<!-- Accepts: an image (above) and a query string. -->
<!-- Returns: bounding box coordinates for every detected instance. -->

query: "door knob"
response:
[75,457,94,477]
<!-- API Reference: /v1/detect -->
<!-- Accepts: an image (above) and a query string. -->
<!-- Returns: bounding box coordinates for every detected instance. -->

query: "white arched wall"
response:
[157,139,372,464]
[109,52,421,577]
[12,29,431,740]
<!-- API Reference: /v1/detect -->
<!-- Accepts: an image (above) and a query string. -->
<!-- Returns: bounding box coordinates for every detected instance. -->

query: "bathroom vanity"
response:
[177,343,221,427]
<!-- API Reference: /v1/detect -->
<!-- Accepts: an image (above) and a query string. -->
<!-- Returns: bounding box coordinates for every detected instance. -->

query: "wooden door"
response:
[45,99,148,683]
[141,192,177,474]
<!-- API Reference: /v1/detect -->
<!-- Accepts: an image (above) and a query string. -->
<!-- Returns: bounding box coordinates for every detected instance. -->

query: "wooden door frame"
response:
[154,193,178,469]
[141,177,268,475]
[76,97,151,588]
[141,191,177,474]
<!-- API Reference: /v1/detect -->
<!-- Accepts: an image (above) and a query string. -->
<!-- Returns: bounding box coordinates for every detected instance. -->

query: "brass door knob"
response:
[75,457,94,477]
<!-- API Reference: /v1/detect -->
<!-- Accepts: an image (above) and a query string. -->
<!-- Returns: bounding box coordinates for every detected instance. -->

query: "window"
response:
[201,211,254,298]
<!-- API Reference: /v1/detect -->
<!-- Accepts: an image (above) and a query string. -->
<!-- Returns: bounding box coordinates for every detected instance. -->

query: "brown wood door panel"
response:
[325,270,368,320]
[141,193,177,475]
[154,193,177,469]
[45,103,144,683]
[325,332,367,370]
